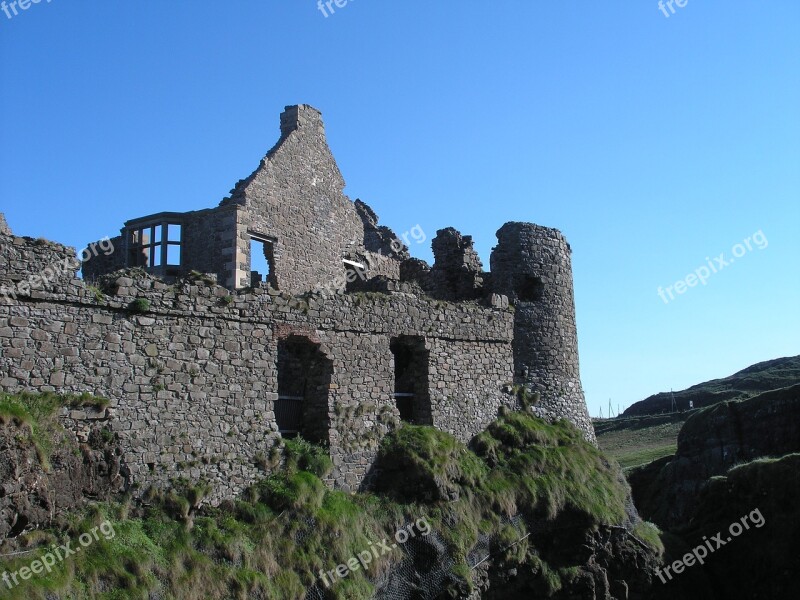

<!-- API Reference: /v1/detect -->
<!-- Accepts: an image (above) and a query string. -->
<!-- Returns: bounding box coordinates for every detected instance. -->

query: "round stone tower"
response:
[490,222,596,444]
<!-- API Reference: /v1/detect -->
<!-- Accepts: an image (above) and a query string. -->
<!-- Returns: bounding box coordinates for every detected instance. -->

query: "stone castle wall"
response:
[0,230,515,502]
[0,104,598,501]
[0,213,11,236]
[490,222,595,443]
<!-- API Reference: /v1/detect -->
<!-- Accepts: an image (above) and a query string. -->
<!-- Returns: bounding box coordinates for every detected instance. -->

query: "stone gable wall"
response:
[223,106,368,293]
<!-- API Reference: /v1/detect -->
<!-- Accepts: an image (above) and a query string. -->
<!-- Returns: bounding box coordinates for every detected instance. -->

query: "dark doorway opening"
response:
[276,337,332,445]
[390,336,431,424]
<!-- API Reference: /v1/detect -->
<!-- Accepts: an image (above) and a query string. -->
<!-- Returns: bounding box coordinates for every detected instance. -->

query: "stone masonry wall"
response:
[490,222,596,444]
[82,236,125,282]
[0,233,80,295]
[0,233,515,502]
[0,213,11,236]
[429,227,484,301]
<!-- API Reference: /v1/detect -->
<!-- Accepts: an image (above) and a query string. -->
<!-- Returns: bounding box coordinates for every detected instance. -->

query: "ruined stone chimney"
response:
[279,104,325,138]
[430,228,484,300]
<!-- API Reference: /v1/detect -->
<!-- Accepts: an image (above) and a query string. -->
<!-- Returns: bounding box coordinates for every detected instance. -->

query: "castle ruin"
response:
[0,105,594,502]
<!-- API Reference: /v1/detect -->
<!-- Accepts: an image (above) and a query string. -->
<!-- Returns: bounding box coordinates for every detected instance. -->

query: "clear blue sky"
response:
[1,1,798,417]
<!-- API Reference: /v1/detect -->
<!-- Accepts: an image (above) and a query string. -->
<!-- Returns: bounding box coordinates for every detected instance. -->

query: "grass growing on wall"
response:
[473,412,631,524]
[0,392,108,468]
[0,434,409,600]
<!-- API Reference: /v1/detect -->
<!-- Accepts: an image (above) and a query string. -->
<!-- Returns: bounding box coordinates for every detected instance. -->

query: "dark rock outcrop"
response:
[0,417,125,544]
[656,454,800,600]
[478,518,665,600]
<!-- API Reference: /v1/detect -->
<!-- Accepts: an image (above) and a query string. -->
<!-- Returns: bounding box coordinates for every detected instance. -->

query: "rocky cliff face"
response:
[475,521,661,600]
[654,454,800,600]
[629,384,800,529]
[0,407,125,544]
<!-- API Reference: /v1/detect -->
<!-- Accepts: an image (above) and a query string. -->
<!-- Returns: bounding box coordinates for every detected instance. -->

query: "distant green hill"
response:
[621,355,800,417]
[594,412,690,470]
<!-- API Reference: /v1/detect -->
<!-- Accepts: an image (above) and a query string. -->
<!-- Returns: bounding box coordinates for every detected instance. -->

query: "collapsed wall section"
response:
[0,213,12,236]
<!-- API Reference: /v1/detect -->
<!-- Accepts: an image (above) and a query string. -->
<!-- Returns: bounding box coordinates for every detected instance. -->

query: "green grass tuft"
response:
[633,521,665,556]
[128,298,151,313]
[0,392,108,469]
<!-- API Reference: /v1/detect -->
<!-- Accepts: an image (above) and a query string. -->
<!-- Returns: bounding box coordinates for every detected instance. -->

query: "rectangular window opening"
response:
[167,224,182,243]
[390,336,431,425]
[166,244,181,266]
[126,221,183,272]
[250,236,277,289]
[516,275,544,302]
[276,337,332,446]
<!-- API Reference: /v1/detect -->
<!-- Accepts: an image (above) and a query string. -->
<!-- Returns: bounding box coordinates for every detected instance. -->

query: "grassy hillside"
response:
[597,356,800,471]
[593,412,692,471]
[622,355,800,417]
